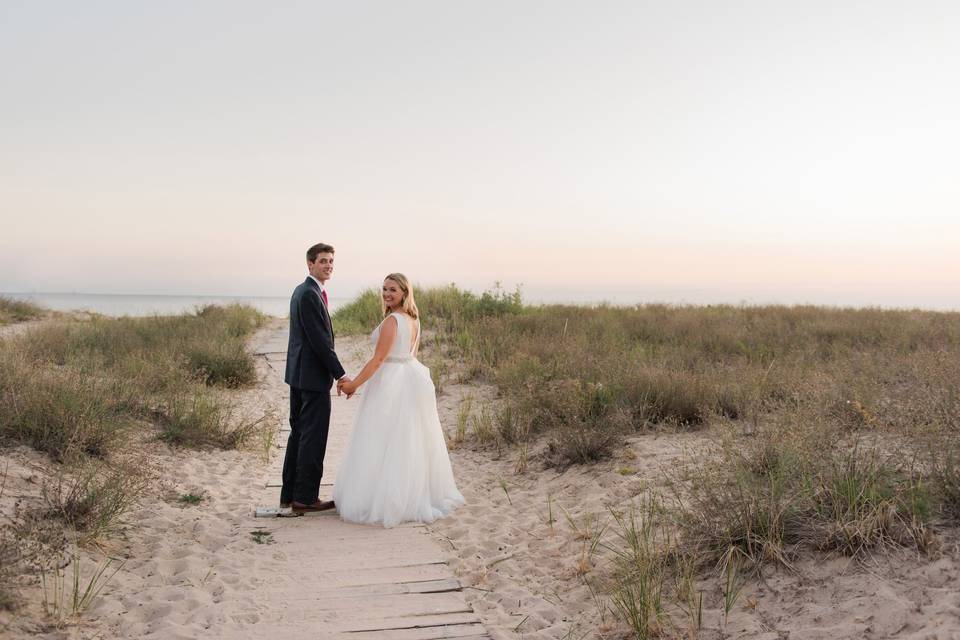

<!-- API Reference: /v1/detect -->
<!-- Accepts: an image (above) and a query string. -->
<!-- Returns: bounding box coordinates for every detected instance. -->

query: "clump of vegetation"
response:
[0,352,133,460]
[40,554,124,626]
[672,422,932,571]
[0,296,43,325]
[0,304,266,454]
[333,282,523,336]
[41,460,150,545]
[0,304,268,622]
[250,529,273,544]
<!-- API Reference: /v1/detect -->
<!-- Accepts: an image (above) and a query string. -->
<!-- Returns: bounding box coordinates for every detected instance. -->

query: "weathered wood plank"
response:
[253,603,473,626]
[323,578,462,598]
[346,623,488,639]
[339,612,482,633]
[260,557,447,573]
[273,591,467,612]
[260,578,462,601]
[251,563,455,590]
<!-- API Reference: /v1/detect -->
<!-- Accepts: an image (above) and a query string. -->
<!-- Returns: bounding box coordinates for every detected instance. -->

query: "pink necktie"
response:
[321,289,329,307]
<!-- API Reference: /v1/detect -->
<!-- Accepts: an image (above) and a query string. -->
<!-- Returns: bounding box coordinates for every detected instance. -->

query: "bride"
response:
[334,274,464,527]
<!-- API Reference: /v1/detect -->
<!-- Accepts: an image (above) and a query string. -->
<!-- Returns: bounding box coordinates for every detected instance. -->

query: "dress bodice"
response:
[371,312,419,360]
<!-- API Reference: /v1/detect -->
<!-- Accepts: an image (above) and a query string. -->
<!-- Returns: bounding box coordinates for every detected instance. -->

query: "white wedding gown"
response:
[333,312,464,528]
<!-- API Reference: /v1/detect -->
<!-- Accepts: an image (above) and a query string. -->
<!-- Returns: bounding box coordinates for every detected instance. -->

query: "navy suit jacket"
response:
[284,277,346,392]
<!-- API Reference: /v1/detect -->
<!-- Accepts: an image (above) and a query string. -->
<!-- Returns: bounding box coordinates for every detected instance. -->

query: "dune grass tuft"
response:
[0,296,44,325]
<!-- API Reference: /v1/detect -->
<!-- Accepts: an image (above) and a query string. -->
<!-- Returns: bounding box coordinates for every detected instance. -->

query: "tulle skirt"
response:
[332,360,464,528]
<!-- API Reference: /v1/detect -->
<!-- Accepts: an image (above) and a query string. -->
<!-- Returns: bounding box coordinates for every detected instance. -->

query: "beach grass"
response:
[338,285,959,465]
[0,296,44,325]
[0,304,267,616]
[1,304,266,457]
[337,285,960,634]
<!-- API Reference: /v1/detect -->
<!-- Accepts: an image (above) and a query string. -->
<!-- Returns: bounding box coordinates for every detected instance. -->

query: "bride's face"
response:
[382,279,404,310]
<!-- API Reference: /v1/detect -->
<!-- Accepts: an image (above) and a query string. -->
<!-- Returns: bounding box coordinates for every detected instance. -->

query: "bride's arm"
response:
[341,316,397,395]
[412,319,421,359]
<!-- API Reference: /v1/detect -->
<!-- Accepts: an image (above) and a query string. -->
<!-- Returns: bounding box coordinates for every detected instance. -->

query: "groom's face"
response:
[308,252,334,284]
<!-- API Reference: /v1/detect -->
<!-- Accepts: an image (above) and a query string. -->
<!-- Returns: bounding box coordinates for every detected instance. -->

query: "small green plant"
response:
[585,577,609,627]
[429,358,447,394]
[256,409,279,460]
[571,512,609,576]
[498,477,512,506]
[722,550,745,626]
[495,403,522,444]
[40,554,124,625]
[250,529,273,545]
[546,493,556,532]
[610,575,663,640]
[471,407,496,445]
[675,552,703,636]
[514,442,529,474]
[178,493,204,505]
[455,395,473,444]
[605,500,668,640]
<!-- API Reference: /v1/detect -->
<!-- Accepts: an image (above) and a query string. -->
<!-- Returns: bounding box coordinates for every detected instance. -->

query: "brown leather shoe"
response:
[292,500,336,513]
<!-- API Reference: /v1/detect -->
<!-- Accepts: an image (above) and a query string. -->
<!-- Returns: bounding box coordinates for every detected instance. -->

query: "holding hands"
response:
[337,376,357,398]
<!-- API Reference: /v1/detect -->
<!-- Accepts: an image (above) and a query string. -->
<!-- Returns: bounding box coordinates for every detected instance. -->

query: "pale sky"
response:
[2,1,958,308]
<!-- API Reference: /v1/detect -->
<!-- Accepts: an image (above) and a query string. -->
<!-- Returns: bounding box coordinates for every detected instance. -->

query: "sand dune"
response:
[3,320,959,639]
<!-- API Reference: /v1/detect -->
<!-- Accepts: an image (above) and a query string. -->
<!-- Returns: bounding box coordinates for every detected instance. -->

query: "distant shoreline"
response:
[2,290,957,315]
[0,292,320,318]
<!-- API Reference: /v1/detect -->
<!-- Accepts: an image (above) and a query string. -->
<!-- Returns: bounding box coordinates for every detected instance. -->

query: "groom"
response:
[281,242,351,514]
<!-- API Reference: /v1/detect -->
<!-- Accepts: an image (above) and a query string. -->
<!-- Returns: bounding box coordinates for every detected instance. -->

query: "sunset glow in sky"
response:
[2,1,958,308]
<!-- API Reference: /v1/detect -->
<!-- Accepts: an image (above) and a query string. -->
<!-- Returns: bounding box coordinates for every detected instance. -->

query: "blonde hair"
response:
[382,273,419,319]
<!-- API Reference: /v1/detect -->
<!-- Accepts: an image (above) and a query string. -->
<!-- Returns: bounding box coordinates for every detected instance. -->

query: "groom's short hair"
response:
[307,243,335,262]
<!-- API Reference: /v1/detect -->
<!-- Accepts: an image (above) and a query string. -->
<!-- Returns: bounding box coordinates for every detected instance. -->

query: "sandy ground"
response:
[2,318,960,639]
[430,379,960,640]
[1,318,284,638]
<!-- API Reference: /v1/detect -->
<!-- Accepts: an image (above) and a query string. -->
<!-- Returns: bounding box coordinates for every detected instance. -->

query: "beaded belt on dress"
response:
[385,355,413,363]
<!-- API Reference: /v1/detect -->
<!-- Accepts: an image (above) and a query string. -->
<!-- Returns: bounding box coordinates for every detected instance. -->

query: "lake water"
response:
[0,293,351,318]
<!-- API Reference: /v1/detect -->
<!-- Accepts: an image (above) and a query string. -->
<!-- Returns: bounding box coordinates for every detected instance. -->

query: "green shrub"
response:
[186,342,257,387]
[154,389,245,448]
[813,447,931,554]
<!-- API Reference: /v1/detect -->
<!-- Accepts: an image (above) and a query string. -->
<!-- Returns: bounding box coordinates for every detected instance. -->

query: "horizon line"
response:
[3,290,958,314]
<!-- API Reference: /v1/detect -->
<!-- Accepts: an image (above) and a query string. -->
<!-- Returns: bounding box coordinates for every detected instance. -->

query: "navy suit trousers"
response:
[280,387,332,505]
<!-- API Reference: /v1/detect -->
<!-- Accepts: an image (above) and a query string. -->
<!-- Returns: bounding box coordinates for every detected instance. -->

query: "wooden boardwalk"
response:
[250,325,488,640]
